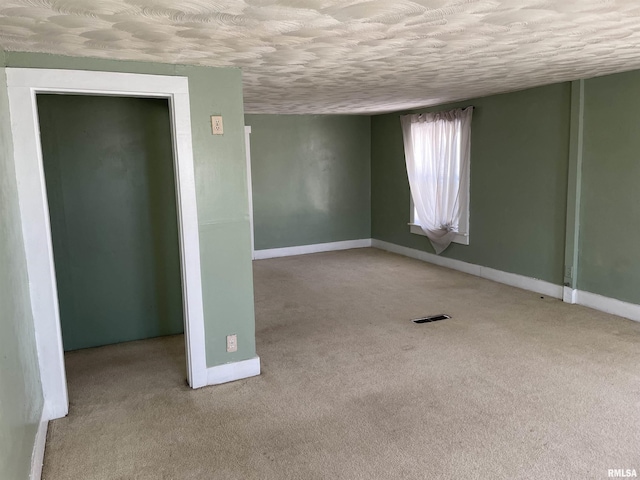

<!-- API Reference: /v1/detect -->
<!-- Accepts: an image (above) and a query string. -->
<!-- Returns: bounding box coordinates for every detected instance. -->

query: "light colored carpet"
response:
[43,248,640,480]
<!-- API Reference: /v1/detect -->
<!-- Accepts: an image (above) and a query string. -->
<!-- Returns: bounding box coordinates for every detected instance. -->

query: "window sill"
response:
[408,224,470,246]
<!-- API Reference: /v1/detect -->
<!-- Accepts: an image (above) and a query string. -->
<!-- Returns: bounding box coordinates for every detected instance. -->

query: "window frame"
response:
[407,110,471,246]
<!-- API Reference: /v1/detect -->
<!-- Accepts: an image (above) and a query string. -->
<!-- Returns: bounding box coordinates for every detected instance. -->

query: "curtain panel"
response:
[401,107,472,254]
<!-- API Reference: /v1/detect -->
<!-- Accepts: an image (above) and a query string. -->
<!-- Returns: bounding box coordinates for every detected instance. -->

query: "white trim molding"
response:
[29,410,48,480]
[565,289,640,323]
[373,240,640,324]
[563,286,578,304]
[206,357,261,386]
[254,239,372,260]
[372,239,563,299]
[244,126,255,259]
[6,68,208,419]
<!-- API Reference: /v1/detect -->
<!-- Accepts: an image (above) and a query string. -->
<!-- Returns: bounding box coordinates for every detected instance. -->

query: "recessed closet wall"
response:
[38,94,183,351]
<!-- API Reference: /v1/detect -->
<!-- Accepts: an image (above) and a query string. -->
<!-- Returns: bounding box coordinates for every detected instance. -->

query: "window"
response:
[401,107,472,254]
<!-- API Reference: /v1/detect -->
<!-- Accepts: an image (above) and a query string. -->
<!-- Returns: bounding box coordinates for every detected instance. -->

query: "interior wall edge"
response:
[563,79,585,290]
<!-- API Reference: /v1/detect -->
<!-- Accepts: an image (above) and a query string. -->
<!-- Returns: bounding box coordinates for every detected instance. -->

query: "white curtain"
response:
[401,107,472,255]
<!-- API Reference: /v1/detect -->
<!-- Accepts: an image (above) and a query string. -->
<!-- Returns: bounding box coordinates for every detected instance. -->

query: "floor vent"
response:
[412,314,451,324]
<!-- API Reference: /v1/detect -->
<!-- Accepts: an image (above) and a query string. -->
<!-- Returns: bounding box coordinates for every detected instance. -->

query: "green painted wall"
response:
[245,115,371,250]
[4,52,255,367]
[579,70,640,304]
[371,84,571,285]
[38,95,183,351]
[0,60,44,479]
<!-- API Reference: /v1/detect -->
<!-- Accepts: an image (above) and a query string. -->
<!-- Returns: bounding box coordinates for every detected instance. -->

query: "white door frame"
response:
[6,68,208,420]
[244,126,255,259]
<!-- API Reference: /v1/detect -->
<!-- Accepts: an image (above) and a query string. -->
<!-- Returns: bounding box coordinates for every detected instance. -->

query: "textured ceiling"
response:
[2,1,640,114]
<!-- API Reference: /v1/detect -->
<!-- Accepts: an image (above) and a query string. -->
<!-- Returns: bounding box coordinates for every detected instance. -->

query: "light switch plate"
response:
[211,115,224,135]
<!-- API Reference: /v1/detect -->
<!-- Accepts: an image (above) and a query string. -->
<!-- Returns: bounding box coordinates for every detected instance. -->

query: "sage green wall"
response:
[579,70,640,304]
[245,115,371,250]
[4,52,255,367]
[38,95,183,351]
[371,84,571,285]
[0,60,44,479]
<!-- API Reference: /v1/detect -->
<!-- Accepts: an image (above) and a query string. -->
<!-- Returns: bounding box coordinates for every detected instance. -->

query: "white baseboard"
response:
[206,356,261,386]
[563,286,578,304]
[254,239,372,260]
[30,408,48,480]
[564,289,640,323]
[371,239,564,299]
[372,239,640,324]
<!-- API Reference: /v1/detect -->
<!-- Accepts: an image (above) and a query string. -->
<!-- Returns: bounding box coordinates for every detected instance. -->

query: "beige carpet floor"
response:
[43,248,640,480]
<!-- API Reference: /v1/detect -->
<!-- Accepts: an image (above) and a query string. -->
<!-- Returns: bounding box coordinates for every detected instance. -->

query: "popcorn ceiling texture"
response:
[1,1,640,113]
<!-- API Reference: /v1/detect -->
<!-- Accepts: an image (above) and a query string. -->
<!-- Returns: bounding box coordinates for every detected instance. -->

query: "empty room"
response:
[1,2,639,480]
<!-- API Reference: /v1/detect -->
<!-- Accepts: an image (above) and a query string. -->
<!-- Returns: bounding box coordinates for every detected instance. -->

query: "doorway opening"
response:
[37,94,186,399]
[6,69,207,420]
[38,94,183,350]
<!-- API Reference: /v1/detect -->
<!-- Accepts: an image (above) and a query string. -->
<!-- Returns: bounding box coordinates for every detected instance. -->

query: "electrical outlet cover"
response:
[211,115,224,135]
[226,334,237,352]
